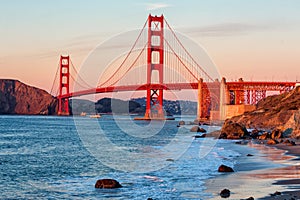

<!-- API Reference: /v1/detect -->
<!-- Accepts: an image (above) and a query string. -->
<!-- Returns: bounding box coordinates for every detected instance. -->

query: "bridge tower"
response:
[58,55,70,116]
[144,14,165,119]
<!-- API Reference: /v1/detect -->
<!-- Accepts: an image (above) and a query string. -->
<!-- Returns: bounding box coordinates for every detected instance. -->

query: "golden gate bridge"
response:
[50,14,297,120]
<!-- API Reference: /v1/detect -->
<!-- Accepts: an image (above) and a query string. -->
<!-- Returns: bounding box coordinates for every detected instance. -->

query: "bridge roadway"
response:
[58,81,297,99]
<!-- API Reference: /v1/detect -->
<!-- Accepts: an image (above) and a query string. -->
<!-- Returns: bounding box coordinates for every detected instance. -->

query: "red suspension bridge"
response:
[50,14,297,120]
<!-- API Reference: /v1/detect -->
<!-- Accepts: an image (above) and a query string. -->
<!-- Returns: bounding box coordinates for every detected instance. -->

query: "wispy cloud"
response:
[145,3,171,11]
[181,22,277,37]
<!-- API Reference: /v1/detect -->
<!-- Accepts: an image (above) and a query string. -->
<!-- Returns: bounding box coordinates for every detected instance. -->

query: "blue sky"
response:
[0,0,300,92]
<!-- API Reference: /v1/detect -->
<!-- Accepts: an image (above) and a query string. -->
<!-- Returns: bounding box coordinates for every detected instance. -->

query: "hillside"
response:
[230,86,300,137]
[95,98,143,114]
[0,79,57,115]
[132,97,197,115]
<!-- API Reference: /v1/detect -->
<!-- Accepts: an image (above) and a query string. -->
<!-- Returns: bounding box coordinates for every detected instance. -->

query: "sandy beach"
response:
[205,139,300,200]
[258,142,300,200]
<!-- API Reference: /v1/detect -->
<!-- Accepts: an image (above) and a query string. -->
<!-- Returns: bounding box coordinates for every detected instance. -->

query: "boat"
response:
[90,114,101,118]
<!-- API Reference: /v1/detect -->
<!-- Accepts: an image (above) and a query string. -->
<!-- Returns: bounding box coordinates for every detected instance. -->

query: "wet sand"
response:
[205,140,300,200]
[258,141,300,200]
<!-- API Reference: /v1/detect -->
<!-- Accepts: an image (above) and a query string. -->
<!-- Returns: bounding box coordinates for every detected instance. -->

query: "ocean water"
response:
[0,115,242,199]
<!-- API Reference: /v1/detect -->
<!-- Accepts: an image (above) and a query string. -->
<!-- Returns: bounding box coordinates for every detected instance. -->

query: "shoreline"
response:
[204,139,300,199]
[257,141,300,200]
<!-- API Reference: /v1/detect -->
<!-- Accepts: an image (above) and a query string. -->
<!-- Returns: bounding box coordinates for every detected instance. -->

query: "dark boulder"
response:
[241,197,254,200]
[95,179,122,189]
[220,120,248,139]
[218,165,234,172]
[199,128,207,133]
[166,158,174,162]
[220,188,230,198]
[190,126,207,133]
[193,134,206,139]
[247,154,254,157]
[270,191,281,196]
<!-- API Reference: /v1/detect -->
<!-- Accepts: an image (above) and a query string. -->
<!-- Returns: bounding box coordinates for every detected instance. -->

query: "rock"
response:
[166,158,174,162]
[219,132,227,139]
[190,126,206,133]
[220,120,248,139]
[247,154,254,157]
[190,126,199,132]
[95,179,122,189]
[282,139,296,145]
[147,198,153,200]
[283,139,291,144]
[287,141,296,146]
[220,188,230,198]
[0,79,57,115]
[198,128,207,133]
[250,129,260,139]
[267,139,278,145]
[270,191,281,196]
[271,129,282,139]
[201,133,207,137]
[241,197,254,200]
[193,134,206,138]
[178,121,185,126]
[235,140,248,145]
[218,165,234,172]
[258,132,269,140]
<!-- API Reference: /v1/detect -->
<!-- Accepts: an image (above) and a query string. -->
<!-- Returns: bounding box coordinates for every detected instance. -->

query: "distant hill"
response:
[70,98,143,115]
[132,97,197,115]
[0,79,57,115]
[70,99,96,115]
[70,97,197,115]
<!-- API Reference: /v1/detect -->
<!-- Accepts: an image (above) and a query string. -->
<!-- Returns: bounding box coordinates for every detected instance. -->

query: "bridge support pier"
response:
[197,78,203,120]
[219,77,229,120]
[58,55,70,116]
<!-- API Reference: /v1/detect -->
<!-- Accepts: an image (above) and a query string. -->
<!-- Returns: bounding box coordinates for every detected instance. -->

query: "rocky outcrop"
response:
[229,86,300,138]
[95,179,122,189]
[0,79,57,115]
[220,120,248,139]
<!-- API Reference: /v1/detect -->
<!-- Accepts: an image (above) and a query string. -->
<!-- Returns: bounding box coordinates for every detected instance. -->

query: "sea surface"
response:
[0,115,250,199]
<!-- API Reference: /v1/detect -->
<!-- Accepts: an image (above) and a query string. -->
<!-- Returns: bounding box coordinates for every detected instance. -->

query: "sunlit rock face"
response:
[0,79,57,115]
[229,86,300,138]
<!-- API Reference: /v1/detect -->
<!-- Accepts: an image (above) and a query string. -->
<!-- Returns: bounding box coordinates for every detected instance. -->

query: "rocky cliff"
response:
[0,79,57,115]
[230,86,300,138]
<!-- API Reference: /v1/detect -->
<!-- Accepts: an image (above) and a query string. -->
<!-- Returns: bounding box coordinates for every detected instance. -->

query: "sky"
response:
[1,0,300,96]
